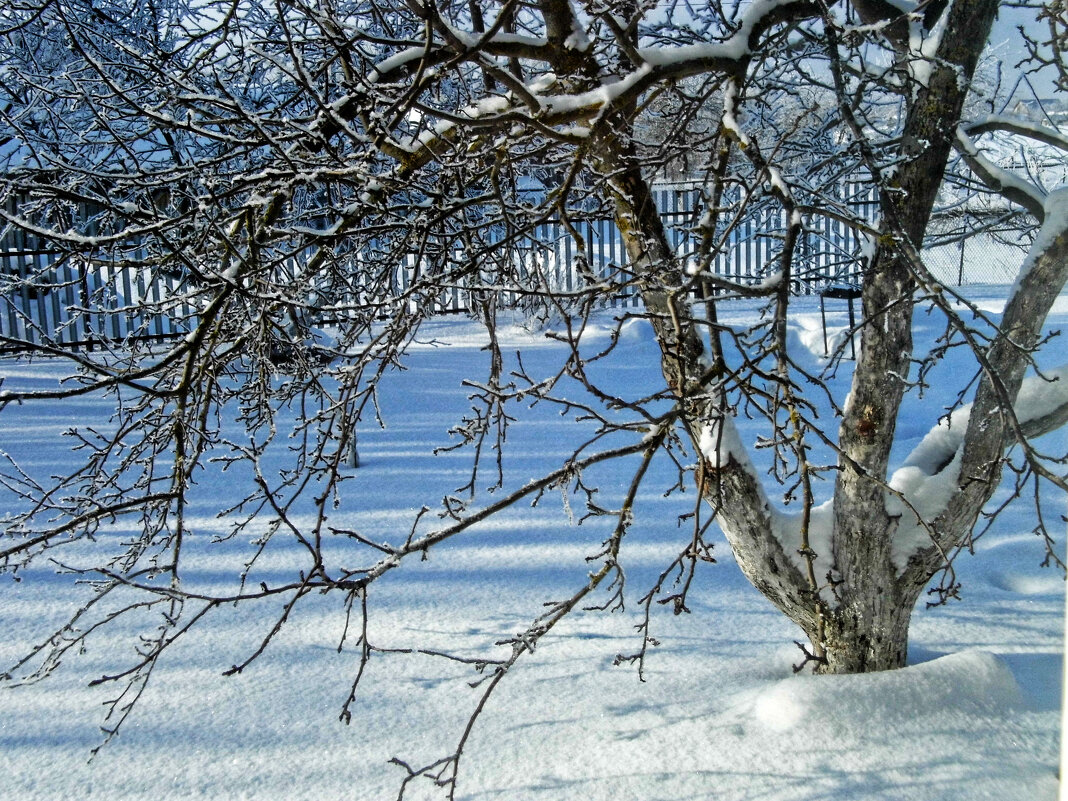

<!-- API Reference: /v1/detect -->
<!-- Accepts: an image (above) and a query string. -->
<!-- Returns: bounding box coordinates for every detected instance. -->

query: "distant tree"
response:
[1023,0,1068,94]
[1,0,1066,795]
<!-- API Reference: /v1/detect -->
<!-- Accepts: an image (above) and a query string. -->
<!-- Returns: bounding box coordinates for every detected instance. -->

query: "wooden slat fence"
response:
[2,183,879,352]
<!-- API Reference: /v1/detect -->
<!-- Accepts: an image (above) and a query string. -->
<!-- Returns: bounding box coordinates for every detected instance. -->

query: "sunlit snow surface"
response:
[0,288,1062,800]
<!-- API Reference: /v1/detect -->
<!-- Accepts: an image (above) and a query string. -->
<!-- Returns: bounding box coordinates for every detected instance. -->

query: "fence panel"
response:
[3,182,1020,352]
[0,250,199,353]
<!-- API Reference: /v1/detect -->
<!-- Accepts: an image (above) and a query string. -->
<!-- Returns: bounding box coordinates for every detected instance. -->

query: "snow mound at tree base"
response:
[754,650,1023,733]
[735,650,1056,800]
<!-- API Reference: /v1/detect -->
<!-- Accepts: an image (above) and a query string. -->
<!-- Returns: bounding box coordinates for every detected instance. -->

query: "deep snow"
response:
[0,287,1063,801]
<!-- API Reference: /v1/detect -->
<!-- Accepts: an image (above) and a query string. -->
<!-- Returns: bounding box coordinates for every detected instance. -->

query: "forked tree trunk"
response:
[597,1,1003,675]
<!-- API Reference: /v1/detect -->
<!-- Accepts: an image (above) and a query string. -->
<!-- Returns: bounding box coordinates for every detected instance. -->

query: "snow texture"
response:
[0,288,1062,801]
[698,413,749,469]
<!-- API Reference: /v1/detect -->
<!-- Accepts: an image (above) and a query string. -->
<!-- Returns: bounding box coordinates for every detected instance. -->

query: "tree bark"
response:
[821,593,912,673]
[821,0,1001,673]
[903,210,1068,589]
[595,117,827,655]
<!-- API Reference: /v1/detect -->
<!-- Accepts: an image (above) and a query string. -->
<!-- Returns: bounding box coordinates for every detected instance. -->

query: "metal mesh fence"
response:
[922,215,1032,286]
[922,235,1029,286]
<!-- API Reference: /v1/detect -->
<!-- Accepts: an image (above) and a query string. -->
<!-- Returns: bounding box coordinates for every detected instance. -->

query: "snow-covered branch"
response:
[952,127,1048,220]
[963,114,1068,153]
[891,364,1068,515]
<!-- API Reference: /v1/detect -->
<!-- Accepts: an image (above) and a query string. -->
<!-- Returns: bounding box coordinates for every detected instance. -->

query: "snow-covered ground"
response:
[0,286,1063,800]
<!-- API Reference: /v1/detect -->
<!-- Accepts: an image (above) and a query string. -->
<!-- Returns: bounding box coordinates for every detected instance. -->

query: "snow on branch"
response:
[963,115,1068,152]
[903,366,1068,478]
[953,127,1048,220]
[366,0,819,141]
[888,364,1068,562]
